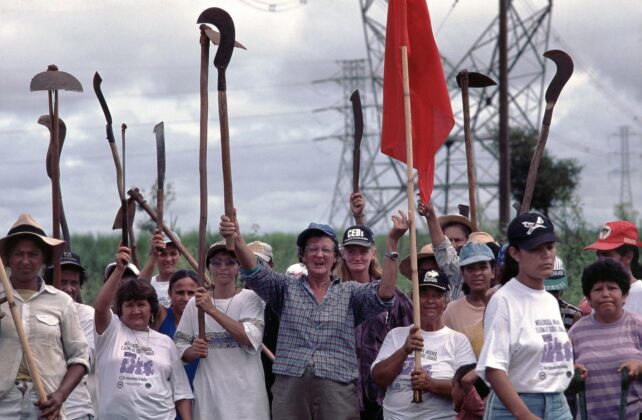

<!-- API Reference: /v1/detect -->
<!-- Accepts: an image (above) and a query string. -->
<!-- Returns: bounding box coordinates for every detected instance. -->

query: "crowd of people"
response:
[1,193,641,419]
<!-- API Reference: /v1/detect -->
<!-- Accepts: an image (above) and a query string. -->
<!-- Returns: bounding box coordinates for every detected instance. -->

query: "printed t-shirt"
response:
[372,325,476,420]
[95,313,192,419]
[151,276,171,309]
[476,278,574,392]
[175,289,269,420]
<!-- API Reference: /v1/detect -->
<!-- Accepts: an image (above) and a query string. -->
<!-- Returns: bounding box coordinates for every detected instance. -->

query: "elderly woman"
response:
[0,214,90,419]
[219,211,405,420]
[476,213,574,419]
[94,245,193,420]
[442,242,495,333]
[569,259,642,418]
[371,270,476,419]
[335,222,414,418]
[175,241,269,420]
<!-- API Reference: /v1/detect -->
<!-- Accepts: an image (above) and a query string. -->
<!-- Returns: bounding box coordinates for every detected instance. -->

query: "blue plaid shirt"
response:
[242,260,393,384]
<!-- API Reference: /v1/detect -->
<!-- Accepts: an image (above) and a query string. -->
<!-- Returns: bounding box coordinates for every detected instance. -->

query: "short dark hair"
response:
[460,260,495,295]
[581,259,630,298]
[499,246,520,285]
[169,269,199,292]
[612,245,642,279]
[115,278,160,319]
[453,363,489,399]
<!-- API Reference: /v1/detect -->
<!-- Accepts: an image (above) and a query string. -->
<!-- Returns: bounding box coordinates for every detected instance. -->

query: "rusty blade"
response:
[200,25,246,50]
[542,50,574,125]
[197,7,236,91]
[350,89,363,193]
[456,70,497,88]
[37,115,67,178]
[154,122,166,189]
[112,198,137,230]
[30,65,83,92]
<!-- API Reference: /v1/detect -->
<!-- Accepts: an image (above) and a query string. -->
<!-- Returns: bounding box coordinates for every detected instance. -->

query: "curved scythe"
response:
[520,50,573,214]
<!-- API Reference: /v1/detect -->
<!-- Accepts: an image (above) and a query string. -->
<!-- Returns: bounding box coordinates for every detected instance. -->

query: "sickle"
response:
[350,89,364,194]
[197,8,236,91]
[37,115,71,250]
[520,50,574,213]
[93,72,128,245]
[541,50,574,126]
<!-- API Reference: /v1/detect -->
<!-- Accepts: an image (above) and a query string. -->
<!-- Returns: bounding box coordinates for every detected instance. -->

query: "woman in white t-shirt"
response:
[94,245,193,420]
[175,241,269,420]
[476,213,573,419]
[371,270,476,420]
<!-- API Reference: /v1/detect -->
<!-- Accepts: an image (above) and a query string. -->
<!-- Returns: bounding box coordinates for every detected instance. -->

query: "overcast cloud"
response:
[0,0,640,238]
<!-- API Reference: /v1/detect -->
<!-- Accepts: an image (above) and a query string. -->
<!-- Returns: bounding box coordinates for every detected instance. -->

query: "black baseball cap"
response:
[60,251,85,272]
[418,269,450,292]
[341,225,375,248]
[507,213,560,250]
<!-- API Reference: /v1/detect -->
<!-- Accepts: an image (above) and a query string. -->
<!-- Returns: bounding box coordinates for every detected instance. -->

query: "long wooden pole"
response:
[0,260,48,404]
[197,29,209,340]
[401,45,422,404]
[460,71,479,231]
[48,90,62,289]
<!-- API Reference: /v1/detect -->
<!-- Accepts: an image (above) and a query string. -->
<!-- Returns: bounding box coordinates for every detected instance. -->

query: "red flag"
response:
[381,0,455,202]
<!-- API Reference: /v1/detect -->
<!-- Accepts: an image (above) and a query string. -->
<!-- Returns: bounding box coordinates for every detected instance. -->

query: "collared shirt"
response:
[242,259,393,384]
[434,237,464,300]
[0,278,90,397]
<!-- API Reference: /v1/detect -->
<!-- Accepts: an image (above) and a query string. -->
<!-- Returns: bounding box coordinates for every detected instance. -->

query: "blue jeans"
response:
[484,391,572,419]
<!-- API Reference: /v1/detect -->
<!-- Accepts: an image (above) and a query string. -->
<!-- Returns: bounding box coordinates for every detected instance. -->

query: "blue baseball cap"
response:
[459,242,495,267]
[296,223,337,248]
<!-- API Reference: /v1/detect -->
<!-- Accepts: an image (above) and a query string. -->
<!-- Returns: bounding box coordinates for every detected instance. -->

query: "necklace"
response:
[214,287,240,314]
[127,325,151,352]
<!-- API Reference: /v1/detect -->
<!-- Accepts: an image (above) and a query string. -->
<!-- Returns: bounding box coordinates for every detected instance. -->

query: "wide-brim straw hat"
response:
[399,243,435,280]
[0,214,65,264]
[437,214,473,232]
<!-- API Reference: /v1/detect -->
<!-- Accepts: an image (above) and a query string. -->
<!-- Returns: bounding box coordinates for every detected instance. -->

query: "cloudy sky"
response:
[0,0,640,238]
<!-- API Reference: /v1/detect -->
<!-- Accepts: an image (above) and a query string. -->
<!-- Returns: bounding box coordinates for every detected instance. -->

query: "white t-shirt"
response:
[95,313,193,419]
[175,289,269,420]
[64,303,96,419]
[624,279,642,316]
[151,276,171,309]
[476,278,574,392]
[372,325,476,420]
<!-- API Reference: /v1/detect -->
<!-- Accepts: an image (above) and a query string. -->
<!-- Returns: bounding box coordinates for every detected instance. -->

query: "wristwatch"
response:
[384,250,399,261]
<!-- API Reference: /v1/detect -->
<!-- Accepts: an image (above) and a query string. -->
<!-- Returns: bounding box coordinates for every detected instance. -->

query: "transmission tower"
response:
[328,0,553,231]
[617,126,633,208]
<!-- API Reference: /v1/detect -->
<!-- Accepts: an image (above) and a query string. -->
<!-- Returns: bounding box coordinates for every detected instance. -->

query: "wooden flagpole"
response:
[401,44,423,404]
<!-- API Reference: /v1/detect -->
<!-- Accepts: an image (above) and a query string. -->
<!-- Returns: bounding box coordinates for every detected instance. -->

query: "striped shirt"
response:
[242,260,393,384]
[568,311,642,418]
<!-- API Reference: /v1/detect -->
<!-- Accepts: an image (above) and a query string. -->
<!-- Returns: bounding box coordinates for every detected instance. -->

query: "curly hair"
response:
[115,278,160,320]
[581,258,630,298]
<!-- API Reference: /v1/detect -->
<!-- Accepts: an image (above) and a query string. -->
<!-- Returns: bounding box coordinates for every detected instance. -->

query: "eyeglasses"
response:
[305,246,334,256]
[210,258,239,267]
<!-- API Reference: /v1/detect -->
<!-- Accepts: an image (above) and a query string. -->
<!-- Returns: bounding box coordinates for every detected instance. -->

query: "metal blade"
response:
[30,65,83,92]
[154,122,166,189]
[456,70,497,88]
[200,25,246,50]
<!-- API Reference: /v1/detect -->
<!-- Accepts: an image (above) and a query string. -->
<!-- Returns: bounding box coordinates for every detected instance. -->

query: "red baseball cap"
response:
[584,221,642,251]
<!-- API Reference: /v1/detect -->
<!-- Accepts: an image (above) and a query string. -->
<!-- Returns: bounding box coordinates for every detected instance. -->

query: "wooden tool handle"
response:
[0,261,48,403]
[218,90,235,251]
[520,124,550,213]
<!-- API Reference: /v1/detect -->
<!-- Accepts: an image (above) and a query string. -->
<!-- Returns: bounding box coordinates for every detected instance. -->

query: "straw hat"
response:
[437,214,473,232]
[0,214,64,264]
[399,243,435,280]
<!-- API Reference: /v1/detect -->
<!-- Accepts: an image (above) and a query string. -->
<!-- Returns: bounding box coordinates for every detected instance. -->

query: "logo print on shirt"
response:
[522,216,546,235]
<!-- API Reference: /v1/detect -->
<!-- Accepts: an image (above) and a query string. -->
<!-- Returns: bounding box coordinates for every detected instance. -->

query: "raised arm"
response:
[350,192,366,225]
[95,245,130,335]
[219,210,255,270]
[378,210,409,300]
[139,229,164,281]
[418,199,445,248]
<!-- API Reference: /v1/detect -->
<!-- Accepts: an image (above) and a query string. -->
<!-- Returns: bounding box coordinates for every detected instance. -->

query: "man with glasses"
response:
[219,217,407,420]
